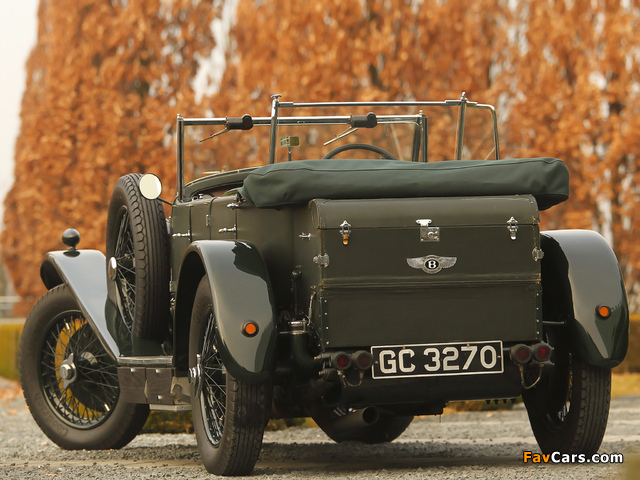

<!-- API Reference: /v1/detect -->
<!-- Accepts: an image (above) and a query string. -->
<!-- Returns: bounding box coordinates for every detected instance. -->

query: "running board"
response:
[118,362,191,409]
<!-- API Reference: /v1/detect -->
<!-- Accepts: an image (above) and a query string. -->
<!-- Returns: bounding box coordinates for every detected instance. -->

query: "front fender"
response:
[40,249,121,359]
[41,249,165,358]
[176,240,276,383]
[541,230,629,368]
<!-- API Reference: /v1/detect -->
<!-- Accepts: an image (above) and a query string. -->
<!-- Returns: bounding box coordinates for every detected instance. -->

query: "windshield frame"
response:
[175,94,499,202]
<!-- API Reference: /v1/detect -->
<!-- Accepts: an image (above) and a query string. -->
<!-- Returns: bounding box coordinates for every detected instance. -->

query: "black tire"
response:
[106,173,170,340]
[523,352,611,455]
[311,406,413,444]
[189,276,269,476]
[19,285,149,450]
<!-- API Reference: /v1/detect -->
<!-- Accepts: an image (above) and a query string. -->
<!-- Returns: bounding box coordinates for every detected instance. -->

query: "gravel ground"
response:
[0,376,638,479]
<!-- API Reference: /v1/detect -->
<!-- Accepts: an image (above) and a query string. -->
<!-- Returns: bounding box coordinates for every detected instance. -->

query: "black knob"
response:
[62,229,80,250]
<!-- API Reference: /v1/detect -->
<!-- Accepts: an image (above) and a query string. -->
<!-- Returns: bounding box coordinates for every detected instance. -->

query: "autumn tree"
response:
[497,0,640,309]
[5,0,640,313]
[198,0,511,172]
[216,0,510,108]
[1,0,220,315]
[177,0,640,311]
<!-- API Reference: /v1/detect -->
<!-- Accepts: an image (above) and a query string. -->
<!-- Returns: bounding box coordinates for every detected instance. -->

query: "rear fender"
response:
[541,230,629,368]
[174,240,276,383]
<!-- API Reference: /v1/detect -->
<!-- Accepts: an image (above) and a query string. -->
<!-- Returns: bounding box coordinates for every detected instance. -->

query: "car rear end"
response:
[292,193,547,411]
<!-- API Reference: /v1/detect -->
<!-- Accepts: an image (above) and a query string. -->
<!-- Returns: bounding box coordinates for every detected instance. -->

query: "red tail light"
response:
[352,351,373,371]
[510,344,532,364]
[533,342,553,362]
[332,352,352,370]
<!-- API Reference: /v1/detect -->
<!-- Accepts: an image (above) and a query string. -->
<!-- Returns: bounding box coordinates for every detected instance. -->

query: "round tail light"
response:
[533,342,553,362]
[332,352,352,370]
[510,344,532,364]
[352,351,373,371]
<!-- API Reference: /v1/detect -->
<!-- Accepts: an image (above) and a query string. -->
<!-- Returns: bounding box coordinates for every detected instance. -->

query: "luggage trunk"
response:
[292,195,543,350]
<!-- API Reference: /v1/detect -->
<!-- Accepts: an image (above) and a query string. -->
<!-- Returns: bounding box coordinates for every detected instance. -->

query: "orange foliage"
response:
[3,0,640,312]
[1,0,219,315]
[217,0,509,107]
[496,0,640,303]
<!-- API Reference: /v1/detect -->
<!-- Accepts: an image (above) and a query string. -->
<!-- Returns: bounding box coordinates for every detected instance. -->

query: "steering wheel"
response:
[322,143,398,160]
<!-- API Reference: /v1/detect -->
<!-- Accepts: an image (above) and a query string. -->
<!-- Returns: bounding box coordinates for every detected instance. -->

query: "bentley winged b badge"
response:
[407,255,457,274]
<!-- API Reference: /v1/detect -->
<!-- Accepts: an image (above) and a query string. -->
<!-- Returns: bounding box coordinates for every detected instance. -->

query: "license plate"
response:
[371,341,503,379]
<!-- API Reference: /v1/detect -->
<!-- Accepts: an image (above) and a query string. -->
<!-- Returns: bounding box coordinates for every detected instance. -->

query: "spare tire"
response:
[106,173,171,340]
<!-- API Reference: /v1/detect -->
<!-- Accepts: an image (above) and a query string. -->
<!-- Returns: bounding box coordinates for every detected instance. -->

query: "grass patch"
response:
[613,315,640,373]
[143,411,194,434]
[442,372,640,415]
[0,323,23,381]
[612,372,640,397]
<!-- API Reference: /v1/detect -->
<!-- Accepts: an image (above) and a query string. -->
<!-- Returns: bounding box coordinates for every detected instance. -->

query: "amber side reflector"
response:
[596,305,611,319]
[242,322,259,337]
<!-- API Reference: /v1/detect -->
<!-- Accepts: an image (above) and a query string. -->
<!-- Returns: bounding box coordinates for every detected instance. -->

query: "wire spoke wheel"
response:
[112,206,136,331]
[40,313,119,428]
[189,275,269,476]
[20,285,149,450]
[523,350,611,455]
[200,312,227,446]
[539,360,573,432]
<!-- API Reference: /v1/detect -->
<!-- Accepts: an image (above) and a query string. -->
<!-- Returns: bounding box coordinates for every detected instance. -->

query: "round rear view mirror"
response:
[139,173,162,200]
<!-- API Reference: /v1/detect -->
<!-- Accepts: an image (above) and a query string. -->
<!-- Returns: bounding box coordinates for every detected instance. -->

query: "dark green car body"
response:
[33,94,629,473]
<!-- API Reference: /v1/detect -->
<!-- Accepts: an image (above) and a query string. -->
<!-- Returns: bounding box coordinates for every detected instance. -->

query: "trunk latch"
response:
[417,219,440,242]
[507,217,518,240]
[339,220,352,245]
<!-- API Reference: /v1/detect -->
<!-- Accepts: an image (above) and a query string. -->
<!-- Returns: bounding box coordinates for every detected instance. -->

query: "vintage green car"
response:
[19,94,628,475]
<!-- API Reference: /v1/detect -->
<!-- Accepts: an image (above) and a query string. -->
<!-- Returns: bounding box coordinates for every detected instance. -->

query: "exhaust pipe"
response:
[290,334,320,372]
[331,407,379,434]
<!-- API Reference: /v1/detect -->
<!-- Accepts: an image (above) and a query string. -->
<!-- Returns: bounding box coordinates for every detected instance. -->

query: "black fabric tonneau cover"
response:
[238,158,569,210]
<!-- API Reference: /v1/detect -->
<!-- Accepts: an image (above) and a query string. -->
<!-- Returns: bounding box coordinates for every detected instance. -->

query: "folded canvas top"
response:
[238,157,569,210]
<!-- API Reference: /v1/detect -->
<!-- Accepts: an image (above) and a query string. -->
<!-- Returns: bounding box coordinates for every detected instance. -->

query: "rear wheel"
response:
[19,285,149,450]
[311,406,413,444]
[523,352,611,454]
[106,173,170,340]
[189,276,269,476]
